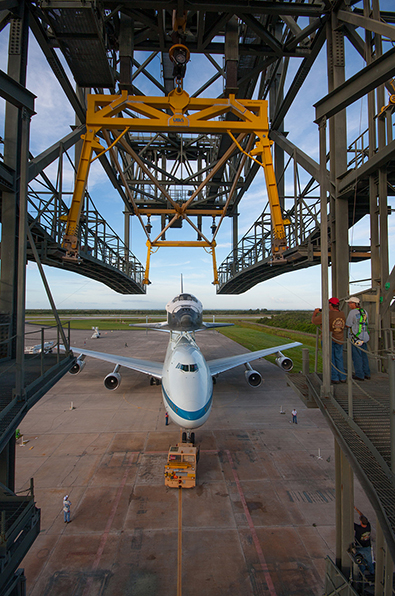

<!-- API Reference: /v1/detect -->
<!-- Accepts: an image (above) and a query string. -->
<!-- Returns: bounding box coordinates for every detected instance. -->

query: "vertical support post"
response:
[0,436,16,492]
[15,107,30,400]
[335,439,342,568]
[40,327,44,377]
[318,117,330,396]
[330,14,349,300]
[0,8,30,360]
[224,17,238,96]
[302,348,309,376]
[384,546,393,596]
[375,519,385,596]
[335,439,354,577]
[119,13,134,92]
[347,336,353,419]
[232,213,238,275]
[124,209,130,273]
[389,355,395,473]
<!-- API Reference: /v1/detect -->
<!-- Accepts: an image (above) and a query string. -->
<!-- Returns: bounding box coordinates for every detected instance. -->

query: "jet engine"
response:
[104,365,121,390]
[69,357,86,375]
[244,369,262,387]
[275,351,293,372]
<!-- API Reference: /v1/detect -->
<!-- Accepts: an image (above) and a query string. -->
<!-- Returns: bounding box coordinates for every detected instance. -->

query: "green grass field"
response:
[26,318,152,331]
[217,323,320,373]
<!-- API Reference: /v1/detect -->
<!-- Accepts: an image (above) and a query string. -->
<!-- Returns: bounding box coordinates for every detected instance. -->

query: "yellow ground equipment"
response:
[164,443,199,488]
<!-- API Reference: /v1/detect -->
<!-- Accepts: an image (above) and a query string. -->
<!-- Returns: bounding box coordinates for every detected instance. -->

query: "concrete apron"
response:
[16,328,374,596]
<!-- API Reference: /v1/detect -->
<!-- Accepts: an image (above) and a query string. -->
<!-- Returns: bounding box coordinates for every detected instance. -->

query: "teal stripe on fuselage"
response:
[162,384,212,421]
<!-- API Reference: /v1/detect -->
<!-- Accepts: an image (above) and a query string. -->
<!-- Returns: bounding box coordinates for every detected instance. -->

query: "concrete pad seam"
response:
[25,431,119,590]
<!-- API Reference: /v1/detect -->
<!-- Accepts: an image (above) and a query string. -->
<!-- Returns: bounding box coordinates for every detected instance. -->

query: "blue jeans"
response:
[352,343,370,379]
[356,546,374,575]
[64,510,70,522]
[331,342,346,381]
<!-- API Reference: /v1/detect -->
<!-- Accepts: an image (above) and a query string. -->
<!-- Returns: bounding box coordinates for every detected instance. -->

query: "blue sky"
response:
[0,6,394,311]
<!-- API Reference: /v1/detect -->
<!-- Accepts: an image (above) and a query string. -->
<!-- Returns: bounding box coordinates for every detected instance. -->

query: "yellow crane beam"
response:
[62,88,290,282]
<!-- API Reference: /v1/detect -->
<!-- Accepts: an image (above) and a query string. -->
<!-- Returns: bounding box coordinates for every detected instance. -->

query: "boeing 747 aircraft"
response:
[68,293,301,442]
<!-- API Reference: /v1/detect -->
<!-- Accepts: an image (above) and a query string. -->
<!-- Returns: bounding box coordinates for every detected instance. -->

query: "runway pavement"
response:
[16,328,374,595]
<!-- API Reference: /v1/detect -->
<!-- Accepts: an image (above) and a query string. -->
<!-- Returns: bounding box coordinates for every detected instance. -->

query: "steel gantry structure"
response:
[0,0,395,594]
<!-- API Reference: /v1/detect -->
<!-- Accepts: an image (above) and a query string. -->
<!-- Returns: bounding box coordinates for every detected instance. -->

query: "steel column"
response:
[0,10,29,359]
[329,14,349,299]
[335,439,354,578]
[15,107,30,400]
[390,355,395,473]
[318,116,330,397]
[375,519,385,596]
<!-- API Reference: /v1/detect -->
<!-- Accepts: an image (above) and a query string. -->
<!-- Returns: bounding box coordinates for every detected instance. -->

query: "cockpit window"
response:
[176,363,199,372]
[172,294,198,303]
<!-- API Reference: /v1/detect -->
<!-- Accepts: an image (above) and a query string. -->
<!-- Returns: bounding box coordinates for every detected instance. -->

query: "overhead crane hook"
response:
[169,43,190,90]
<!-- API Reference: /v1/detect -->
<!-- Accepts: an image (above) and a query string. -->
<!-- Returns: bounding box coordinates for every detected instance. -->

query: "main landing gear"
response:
[150,377,161,385]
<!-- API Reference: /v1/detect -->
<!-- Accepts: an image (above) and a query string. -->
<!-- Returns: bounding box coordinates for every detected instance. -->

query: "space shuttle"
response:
[132,292,230,332]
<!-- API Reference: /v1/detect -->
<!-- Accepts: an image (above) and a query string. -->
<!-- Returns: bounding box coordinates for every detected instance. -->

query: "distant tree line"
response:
[257,312,316,334]
[26,308,272,316]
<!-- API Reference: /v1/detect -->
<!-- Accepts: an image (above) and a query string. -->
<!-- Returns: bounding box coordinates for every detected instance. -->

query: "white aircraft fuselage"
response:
[162,331,213,429]
[69,291,301,435]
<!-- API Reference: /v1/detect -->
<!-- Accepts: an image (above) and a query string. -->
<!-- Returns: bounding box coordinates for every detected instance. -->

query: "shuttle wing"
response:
[199,322,234,329]
[129,322,170,331]
[72,347,163,378]
[207,342,302,376]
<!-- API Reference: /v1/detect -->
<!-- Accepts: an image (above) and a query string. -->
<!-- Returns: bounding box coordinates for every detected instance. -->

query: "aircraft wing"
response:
[207,342,302,376]
[72,347,163,378]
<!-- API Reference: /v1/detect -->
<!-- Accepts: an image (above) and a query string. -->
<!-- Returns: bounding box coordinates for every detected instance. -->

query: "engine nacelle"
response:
[104,371,121,391]
[245,369,262,387]
[69,358,86,375]
[275,351,293,372]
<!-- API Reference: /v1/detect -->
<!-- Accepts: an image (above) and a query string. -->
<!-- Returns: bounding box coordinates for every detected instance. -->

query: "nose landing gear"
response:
[181,430,195,445]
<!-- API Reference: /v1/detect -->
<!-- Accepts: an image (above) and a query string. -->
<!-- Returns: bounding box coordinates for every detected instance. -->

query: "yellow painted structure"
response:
[62,88,290,283]
[164,443,199,489]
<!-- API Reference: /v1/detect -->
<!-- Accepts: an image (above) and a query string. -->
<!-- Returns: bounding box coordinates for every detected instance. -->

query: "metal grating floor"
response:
[305,372,395,561]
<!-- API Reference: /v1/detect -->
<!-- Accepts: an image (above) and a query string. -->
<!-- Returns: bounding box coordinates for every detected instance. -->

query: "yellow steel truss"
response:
[62,88,290,285]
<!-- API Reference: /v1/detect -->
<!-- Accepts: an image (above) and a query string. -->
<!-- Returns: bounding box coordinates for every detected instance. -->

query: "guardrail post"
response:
[302,348,309,375]
[1,510,5,542]
[40,327,44,377]
[347,336,353,419]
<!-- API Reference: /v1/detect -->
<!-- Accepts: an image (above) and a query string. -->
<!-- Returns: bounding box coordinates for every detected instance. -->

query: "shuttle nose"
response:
[180,313,193,328]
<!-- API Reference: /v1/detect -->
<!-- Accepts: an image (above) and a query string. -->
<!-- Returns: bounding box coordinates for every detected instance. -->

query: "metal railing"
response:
[218,196,321,287]
[27,187,145,286]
